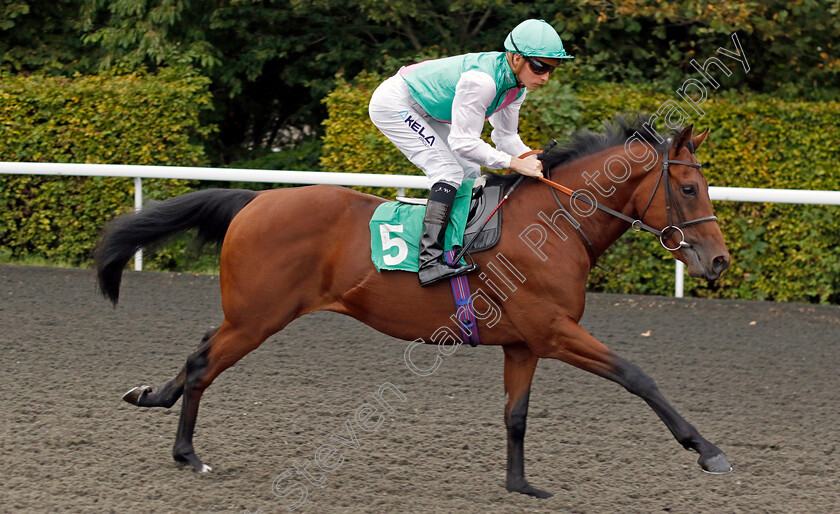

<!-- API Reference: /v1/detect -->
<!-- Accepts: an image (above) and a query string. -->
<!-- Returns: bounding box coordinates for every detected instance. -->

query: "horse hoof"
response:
[507,481,553,499]
[699,453,733,474]
[174,451,212,473]
[122,385,152,406]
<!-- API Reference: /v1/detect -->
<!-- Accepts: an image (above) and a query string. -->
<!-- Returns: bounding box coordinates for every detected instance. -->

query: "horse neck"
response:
[544,145,659,258]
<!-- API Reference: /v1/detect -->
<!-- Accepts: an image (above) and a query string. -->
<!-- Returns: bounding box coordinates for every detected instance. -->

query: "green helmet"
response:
[504,19,573,60]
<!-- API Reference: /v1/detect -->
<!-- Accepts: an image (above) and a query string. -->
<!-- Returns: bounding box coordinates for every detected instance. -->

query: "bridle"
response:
[535,143,718,264]
[452,144,719,270]
[634,152,718,251]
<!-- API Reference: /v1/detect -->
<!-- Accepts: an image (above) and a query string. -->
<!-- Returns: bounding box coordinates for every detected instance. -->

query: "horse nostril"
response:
[712,255,730,272]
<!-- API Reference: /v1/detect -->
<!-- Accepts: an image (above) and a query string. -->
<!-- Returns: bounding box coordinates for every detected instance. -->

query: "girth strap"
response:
[444,250,480,346]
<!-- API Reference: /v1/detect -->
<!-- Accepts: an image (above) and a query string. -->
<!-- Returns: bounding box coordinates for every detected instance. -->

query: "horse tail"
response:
[95,188,257,305]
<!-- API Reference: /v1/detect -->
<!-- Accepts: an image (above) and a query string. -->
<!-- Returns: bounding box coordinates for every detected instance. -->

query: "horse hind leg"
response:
[122,327,219,408]
[171,320,268,473]
[122,375,182,408]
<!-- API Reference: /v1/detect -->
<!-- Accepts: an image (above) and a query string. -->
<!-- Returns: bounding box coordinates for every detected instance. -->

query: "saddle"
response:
[396,173,509,254]
[387,174,514,348]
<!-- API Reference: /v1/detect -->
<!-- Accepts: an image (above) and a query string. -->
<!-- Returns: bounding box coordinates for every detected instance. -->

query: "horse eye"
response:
[682,185,697,196]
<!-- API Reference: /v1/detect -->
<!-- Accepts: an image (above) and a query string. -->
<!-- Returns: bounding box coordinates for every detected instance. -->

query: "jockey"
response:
[369,19,573,287]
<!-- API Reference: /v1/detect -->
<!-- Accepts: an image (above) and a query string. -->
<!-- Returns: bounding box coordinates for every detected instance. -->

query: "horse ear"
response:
[691,128,710,151]
[672,124,694,152]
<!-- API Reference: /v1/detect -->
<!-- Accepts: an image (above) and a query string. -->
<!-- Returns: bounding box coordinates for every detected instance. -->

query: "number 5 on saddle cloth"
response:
[369,176,507,346]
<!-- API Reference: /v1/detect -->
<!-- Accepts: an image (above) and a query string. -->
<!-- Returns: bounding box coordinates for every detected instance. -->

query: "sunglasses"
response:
[523,55,556,75]
[509,36,557,75]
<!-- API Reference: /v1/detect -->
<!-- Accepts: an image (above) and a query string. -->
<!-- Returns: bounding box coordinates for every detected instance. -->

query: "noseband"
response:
[537,150,719,264]
[633,154,718,251]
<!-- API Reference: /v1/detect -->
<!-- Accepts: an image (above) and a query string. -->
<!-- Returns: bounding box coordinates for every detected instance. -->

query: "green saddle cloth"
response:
[370,180,473,272]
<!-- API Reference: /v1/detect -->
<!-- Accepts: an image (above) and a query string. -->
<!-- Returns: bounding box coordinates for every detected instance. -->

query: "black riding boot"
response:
[418,198,478,287]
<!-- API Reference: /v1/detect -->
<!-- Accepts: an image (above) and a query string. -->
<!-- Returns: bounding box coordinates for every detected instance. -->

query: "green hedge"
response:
[320,72,422,198]
[321,74,840,303]
[0,68,214,268]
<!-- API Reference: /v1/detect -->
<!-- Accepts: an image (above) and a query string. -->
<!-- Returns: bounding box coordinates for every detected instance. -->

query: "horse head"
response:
[633,125,730,281]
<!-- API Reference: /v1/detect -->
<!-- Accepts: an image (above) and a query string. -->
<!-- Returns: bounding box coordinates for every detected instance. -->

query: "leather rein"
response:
[525,145,718,266]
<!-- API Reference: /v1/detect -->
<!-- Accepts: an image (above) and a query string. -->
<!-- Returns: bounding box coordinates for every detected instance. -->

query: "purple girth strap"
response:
[445,250,481,347]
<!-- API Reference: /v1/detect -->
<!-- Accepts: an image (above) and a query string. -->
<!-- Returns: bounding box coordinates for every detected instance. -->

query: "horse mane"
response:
[539,113,673,170]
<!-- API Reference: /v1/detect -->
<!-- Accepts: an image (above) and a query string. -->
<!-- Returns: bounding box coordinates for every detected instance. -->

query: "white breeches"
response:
[368,74,480,189]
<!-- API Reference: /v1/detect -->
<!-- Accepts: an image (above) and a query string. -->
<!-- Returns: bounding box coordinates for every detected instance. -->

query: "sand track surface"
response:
[1,265,838,513]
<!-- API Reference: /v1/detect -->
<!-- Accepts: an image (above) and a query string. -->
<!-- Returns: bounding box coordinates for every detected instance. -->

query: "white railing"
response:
[0,162,425,270]
[3,161,840,296]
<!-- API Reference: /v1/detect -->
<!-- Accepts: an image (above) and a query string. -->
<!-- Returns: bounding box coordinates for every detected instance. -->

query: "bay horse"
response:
[96,116,732,498]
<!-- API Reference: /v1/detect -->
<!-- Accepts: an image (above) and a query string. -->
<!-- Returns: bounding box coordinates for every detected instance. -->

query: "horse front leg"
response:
[609,354,732,473]
[536,319,732,474]
[502,343,552,498]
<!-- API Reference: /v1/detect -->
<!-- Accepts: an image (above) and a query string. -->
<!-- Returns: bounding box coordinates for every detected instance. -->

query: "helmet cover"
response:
[504,19,574,59]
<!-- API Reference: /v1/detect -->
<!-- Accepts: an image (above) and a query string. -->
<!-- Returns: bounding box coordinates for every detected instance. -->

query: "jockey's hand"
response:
[509,156,544,178]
